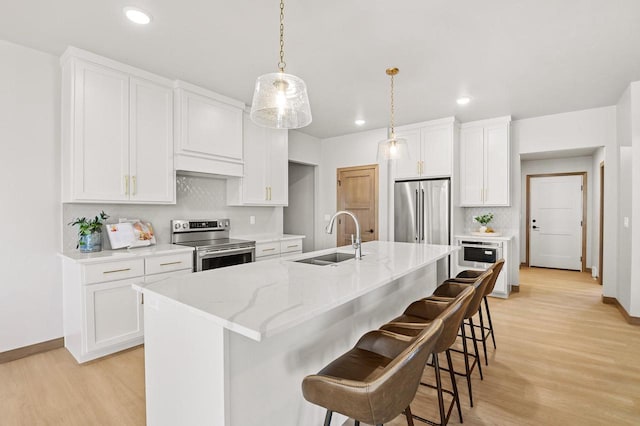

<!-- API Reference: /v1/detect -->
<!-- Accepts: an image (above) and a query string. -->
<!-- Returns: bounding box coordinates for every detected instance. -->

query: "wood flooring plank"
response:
[0,268,638,425]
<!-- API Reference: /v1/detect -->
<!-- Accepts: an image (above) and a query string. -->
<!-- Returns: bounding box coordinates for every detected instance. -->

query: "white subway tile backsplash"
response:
[63,175,283,251]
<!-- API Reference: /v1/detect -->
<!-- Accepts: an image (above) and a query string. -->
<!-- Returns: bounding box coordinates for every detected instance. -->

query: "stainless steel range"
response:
[171,219,255,272]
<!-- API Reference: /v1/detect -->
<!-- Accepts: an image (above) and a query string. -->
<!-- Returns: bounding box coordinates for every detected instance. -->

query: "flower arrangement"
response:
[473,213,494,233]
[69,211,109,252]
[473,213,494,226]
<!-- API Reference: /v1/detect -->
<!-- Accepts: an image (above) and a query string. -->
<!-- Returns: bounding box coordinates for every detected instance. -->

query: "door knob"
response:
[368,229,374,233]
[532,225,539,229]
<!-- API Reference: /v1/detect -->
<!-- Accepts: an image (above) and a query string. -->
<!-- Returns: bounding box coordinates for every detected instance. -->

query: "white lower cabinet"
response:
[254,237,304,262]
[62,248,193,363]
[84,278,143,353]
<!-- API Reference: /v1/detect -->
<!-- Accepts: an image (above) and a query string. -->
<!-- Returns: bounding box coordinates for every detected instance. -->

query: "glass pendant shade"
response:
[377,135,409,161]
[250,72,312,129]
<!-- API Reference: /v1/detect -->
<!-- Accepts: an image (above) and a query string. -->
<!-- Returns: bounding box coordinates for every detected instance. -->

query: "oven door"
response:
[458,241,502,268]
[196,247,255,272]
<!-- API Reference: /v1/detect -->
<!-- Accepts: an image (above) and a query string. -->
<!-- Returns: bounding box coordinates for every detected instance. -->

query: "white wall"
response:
[284,163,315,252]
[0,41,62,352]
[629,82,640,316]
[520,156,595,267]
[288,130,321,165]
[317,128,389,249]
[617,147,632,312]
[591,146,605,276]
[511,106,618,297]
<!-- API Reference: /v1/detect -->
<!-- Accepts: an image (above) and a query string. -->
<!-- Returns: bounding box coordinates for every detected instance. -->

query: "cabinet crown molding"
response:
[460,115,512,129]
[174,80,246,109]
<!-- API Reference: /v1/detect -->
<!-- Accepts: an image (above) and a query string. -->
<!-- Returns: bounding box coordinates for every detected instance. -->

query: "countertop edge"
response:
[59,244,195,264]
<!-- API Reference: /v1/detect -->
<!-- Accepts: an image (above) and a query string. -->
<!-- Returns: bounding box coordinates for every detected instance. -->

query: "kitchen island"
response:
[134,241,458,426]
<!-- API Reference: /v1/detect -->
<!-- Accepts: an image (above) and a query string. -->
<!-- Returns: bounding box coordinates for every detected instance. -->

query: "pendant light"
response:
[250,0,312,129]
[377,67,409,161]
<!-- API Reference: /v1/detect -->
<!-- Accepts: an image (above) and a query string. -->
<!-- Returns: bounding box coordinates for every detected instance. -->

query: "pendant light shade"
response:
[250,72,312,129]
[376,67,409,162]
[250,0,312,129]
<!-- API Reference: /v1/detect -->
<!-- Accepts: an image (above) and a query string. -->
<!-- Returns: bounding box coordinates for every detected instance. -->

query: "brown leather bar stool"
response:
[425,270,493,407]
[380,285,475,426]
[302,319,443,426]
[452,259,505,365]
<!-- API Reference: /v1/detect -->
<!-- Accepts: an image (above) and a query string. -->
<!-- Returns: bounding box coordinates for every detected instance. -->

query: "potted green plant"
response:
[473,213,494,233]
[69,211,110,253]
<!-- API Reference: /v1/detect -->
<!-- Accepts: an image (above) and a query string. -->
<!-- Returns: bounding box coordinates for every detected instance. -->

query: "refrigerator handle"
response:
[415,189,419,242]
[421,188,425,242]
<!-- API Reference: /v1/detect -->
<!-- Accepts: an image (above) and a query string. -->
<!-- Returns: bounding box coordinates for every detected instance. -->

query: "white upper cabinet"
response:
[394,117,457,180]
[459,116,511,206]
[61,47,175,204]
[227,113,288,206]
[173,81,244,177]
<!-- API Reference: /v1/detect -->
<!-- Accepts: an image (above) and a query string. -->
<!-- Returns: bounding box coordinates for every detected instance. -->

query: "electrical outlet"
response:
[250,216,255,225]
[623,217,630,228]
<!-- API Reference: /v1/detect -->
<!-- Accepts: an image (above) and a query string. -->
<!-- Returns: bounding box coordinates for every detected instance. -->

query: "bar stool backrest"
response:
[403,285,475,353]
[442,269,493,319]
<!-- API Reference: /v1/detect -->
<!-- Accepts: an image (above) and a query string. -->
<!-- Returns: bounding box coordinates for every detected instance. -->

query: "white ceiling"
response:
[2,1,640,139]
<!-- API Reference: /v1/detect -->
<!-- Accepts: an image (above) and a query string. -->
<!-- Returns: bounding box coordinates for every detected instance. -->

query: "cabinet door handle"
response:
[141,294,144,305]
[421,161,424,175]
[266,187,269,201]
[132,176,137,196]
[124,175,129,195]
[416,161,420,174]
[160,261,182,266]
[103,268,131,274]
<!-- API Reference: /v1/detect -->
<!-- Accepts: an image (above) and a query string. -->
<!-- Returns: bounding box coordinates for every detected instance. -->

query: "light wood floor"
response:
[1,267,639,425]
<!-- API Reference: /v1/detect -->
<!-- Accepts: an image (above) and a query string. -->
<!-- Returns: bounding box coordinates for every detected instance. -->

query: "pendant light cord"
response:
[390,73,395,137]
[278,0,286,72]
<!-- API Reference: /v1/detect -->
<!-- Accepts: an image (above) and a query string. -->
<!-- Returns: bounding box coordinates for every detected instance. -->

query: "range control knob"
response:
[174,223,180,230]
[182,223,188,229]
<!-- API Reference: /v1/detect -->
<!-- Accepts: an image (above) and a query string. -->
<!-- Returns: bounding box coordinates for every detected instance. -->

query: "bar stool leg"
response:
[433,353,447,424]
[484,296,497,349]
[324,410,332,426]
[446,349,463,423]
[460,323,473,407]
[469,318,483,380]
[477,307,489,366]
[404,406,415,426]
[354,421,360,426]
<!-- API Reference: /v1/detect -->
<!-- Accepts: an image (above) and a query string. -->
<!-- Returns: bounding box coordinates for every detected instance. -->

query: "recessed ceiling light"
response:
[457,96,471,105]
[355,119,366,126]
[124,7,152,25]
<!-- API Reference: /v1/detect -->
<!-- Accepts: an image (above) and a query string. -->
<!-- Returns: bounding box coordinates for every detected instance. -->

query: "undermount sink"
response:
[294,252,358,266]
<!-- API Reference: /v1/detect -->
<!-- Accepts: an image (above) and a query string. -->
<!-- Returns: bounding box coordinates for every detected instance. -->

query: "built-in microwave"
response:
[458,240,503,267]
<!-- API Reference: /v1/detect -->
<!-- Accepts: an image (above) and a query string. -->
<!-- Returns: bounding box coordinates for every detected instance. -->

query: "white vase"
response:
[479,226,487,233]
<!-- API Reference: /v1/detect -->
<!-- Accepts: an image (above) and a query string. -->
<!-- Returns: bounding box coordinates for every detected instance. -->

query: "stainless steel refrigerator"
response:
[394,178,451,283]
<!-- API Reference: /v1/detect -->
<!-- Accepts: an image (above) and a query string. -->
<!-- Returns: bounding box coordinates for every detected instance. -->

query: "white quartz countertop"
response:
[134,241,458,342]
[59,244,194,264]
[455,233,514,242]
[233,234,306,243]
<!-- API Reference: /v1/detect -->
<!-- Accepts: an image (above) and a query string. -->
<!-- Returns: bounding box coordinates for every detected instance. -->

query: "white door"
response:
[267,128,289,205]
[84,278,144,353]
[483,124,510,205]
[529,175,583,270]
[459,127,484,205]
[421,125,452,177]
[129,77,174,203]
[393,127,421,179]
[73,61,130,201]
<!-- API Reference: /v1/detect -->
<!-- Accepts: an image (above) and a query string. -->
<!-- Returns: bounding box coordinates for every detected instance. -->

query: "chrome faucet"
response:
[326,210,362,260]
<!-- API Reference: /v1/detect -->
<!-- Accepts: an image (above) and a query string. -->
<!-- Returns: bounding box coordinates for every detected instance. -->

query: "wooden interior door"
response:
[336,165,378,247]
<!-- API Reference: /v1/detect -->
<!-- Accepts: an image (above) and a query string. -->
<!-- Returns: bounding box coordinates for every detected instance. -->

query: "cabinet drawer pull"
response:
[262,248,276,252]
[124,175,129,195]
[160,261,182,266]
[103,268,131,274]
[287,244,299,248]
